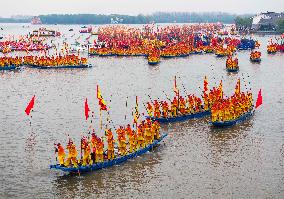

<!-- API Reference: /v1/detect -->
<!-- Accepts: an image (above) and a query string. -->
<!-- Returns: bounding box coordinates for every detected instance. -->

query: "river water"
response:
[0,24,284,199]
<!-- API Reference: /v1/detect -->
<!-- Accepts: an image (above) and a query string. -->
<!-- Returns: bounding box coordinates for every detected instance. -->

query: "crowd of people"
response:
[211,91,253,122]
[54,119,161,167]
[226,56,239,69]
[0,56,23,67]
[211,79,253,122]
[88,24,247,58]
[250,51,261,60]
[0,36,50,53]
[23,54,88,67]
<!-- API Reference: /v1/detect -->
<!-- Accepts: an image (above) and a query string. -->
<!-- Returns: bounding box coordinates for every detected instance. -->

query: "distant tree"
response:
[234,16,253,30]
[276,19,284,34]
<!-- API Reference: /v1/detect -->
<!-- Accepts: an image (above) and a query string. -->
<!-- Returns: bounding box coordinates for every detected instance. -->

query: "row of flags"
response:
[24,81,262,120]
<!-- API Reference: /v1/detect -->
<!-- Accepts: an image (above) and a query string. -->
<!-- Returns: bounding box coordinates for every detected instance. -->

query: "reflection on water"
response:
[53,146,163,198]
[1,25,284,198]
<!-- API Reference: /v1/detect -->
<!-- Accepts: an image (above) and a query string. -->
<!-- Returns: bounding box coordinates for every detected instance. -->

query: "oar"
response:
[177,76,188,96]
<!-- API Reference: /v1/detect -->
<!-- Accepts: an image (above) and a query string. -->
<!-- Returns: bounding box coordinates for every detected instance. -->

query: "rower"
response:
[81,137,93,166]
[96,138,104,162]
[54,143,65,166]
[129,130,137,153]
[136,124,145,149]
[171,97,178,117]
[153,100,161,118]
[161,101,169,117]
[146,102,153,117]
[106,129,115,160]
[65,139,78,167]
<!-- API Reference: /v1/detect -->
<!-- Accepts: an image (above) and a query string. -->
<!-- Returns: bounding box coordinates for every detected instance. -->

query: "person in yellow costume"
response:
[144,123,152,145]
[106,129,115,160]
[153,121,161,140]
[146,102,153,117]
[96,138,104,163]
[65,140,78,167]
[55,143,65,166]
[129,130,137,153]
[81,138,93,166]
[118,134,127,156]
[136,125,145,149]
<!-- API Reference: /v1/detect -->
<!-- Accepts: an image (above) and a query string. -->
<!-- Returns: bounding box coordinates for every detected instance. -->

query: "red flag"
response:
[84,98,90,120]
[204,75,208,92]
[25,95,35,116]
[255,89,262,109]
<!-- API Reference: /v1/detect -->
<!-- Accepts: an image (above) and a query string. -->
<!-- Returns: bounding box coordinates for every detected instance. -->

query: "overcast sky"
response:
[1,0,284,17]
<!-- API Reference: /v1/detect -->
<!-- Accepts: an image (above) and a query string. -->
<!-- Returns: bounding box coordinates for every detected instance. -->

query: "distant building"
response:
[31,16,42,25]
[252,12,284,31]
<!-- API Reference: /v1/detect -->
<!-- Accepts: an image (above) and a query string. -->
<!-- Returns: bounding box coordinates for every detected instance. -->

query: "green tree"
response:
[276,19,284,34]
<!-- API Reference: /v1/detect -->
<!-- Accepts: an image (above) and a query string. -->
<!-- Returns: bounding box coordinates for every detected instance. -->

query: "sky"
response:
[1,0,284,17]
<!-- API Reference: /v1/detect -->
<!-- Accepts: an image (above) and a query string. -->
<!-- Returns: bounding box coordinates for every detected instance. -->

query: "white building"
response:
[252,12,284,31]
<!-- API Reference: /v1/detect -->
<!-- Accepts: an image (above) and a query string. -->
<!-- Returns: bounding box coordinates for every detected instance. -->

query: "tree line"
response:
[38,12,249,24]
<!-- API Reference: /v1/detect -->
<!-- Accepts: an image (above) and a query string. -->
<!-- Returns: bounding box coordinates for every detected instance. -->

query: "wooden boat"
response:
[0,65,17,70]
[146,110,211,123]
[211,109,254,127]
[29,64,92,69]
[50,133,167,174]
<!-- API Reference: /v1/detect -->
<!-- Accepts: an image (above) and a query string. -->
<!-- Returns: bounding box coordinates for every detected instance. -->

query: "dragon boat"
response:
[50,133,167,174]
[211,109,254,127]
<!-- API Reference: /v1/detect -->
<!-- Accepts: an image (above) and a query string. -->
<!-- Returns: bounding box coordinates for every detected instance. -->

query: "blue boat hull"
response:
[250,58,261,62]
[216,54,226,57]
[0,65,17,70]
[212,110,254,127]
[148,61,160,65]
[226,68,239,72]
[50,133,167,173]
[30,64,92,69]
[146,110,211,123]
